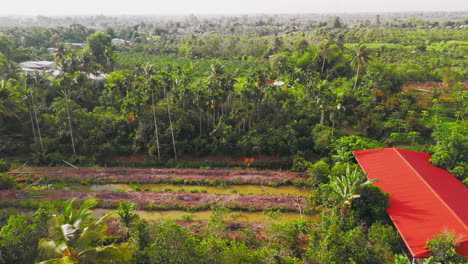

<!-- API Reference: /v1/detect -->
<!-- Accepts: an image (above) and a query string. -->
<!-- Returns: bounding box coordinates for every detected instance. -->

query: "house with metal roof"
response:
[353,148,468,262]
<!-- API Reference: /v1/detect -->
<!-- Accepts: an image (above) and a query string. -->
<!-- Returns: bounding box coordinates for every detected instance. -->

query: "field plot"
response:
[12,167,308,185]
[5,167,314,223]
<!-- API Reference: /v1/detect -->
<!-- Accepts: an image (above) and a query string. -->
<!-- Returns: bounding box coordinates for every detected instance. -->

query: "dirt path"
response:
[0,190,308,212]
[11,167,308,185]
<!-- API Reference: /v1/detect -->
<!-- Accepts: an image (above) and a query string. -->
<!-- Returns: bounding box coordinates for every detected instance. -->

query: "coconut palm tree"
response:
[1,60,21,80]
[159,69,177,159]
[55,74,82,155]
[318,40,331,79]
[270,36,283,54]
[63,87,76,155]
[0,80,24,118]
[329,165,377,217]
[351,45,371,90]
[76,50,97,74]
[37,199,131,264]
[25,72,50,152]
[138,63,161,159]
[54,43,67,62]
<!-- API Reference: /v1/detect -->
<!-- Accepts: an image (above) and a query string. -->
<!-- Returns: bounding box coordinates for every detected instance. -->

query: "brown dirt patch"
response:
[402,81,467,108]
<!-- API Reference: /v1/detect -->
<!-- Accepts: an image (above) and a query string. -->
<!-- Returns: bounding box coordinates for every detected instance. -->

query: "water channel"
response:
[92,208,317,223]
[63,183,312,196]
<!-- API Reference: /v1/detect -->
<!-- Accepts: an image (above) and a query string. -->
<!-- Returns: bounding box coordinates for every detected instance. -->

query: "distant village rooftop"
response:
[20,61,55,72]
[19,60,106,82]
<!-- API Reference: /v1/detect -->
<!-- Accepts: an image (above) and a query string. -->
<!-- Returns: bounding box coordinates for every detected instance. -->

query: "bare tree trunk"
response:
[30,91,44,151]
[151,90,161,159]
[64,90,76,155]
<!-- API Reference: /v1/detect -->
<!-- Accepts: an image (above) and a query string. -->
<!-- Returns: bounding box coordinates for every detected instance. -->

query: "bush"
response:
[426,232,468,263]
[68,155,96,166]
[0,160,11,172]
[31,152,65,166]
[351,185,390,225]
[0,173,16,190]
[307,159,330,185]
[291,156,312,172]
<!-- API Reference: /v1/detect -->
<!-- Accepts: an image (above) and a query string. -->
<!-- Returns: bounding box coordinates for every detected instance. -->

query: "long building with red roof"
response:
[353,148,468,259]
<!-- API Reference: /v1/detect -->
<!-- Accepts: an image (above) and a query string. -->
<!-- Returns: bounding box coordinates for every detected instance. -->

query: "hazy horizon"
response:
[2,0,468,16]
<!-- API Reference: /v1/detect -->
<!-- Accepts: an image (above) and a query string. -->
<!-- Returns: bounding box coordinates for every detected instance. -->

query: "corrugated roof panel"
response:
[353,148,468,258]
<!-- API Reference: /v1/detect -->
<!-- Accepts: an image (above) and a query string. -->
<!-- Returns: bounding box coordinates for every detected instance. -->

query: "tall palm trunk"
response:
[320,55,326,79]
[206,108,210,130]
[28,107,36,142]
[196,94,202,138]
[212,106,216,127]
[320,106,325,127]
[199,108,202,138]
[331,111,336,137]
[30,91,44,151]
[353,64,360,90]
[164,88,177,159]
[151,90,161,159]
[64,89,76,155]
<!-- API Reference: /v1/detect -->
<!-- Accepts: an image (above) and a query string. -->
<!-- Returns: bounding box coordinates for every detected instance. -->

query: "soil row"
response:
[0,190,308,212]
[11,167,309,185]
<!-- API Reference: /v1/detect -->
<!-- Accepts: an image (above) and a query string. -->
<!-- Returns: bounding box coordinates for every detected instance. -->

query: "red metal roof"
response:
[353,148,468,258]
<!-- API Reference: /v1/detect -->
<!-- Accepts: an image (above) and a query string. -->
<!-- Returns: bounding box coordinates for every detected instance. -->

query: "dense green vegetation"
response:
[0,13,467,263]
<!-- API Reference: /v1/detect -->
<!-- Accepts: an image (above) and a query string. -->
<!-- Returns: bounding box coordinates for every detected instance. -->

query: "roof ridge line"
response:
[392,148,468,231]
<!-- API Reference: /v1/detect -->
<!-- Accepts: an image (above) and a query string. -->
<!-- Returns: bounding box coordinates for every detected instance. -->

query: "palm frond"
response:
[36,256,79,264]
[38,238,66,260]
[81,244,132,263]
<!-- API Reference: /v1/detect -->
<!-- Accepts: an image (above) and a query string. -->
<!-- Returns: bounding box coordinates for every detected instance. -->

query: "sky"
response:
[1,0,467,15]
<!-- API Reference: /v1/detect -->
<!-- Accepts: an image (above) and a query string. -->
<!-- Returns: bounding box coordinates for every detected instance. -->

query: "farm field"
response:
[11,167,308,185]
[3,167,314,223]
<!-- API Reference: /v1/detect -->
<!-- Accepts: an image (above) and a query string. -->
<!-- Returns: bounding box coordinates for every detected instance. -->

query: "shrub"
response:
[181,213,194,221]
[0,160,11,172]
[0,173,16,190]
[68,155,96,166]
[130,184,142,191]
[426,232,468,263]
[80,178,93,186]
[31,152,64,166]
[204,179,215,185]
[291,156,312,172]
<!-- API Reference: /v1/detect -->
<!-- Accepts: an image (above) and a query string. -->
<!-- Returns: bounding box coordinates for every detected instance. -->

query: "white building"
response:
[19,61,56,72]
